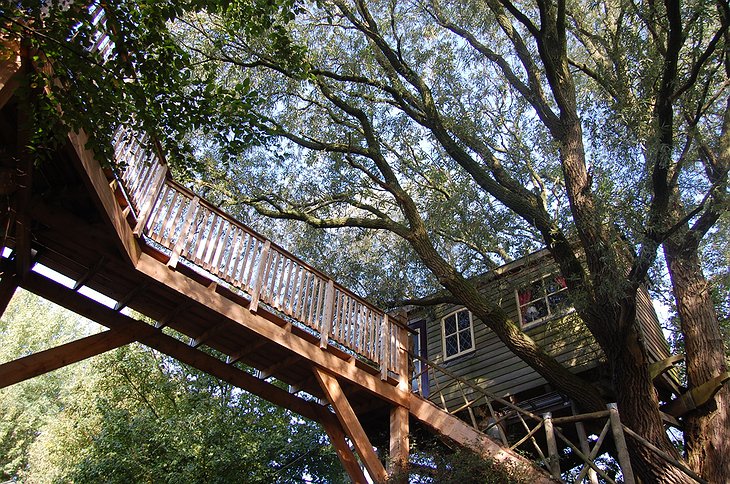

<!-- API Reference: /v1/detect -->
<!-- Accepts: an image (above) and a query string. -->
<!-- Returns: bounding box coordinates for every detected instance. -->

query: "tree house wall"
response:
[409,251,672,413]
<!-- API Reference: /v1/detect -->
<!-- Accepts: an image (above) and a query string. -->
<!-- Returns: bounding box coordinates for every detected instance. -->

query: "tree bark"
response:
[664,229,730,483]
[604,301,689,482]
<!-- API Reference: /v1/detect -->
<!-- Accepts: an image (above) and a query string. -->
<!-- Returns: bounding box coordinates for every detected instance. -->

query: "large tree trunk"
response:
[664,232,730,483]
[556,113,688,482]
[604,302,690,482]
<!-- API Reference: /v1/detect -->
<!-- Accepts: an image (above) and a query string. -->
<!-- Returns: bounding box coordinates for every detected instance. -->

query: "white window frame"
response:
[441,309,475,361]
[515,273,571,330]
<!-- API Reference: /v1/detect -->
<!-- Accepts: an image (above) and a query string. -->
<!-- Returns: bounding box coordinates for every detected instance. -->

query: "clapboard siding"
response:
[637,286,671,363]
[411,252,667,412]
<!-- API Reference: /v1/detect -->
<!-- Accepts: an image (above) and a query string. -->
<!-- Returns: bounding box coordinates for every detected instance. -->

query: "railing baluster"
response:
[201,214,221,269]
[266,250,281,306]
[159,189,181,246]
[222,227,242,279]
[168,196,199,268]
[234,234,254,289]
[380,314,389,380]
[192,209,212,263]
[249,240,271,312]
[113,143,396,370]
[283,261,293,313]
[146,184,172,241]
[209,220,229,274]
[311,277,325,326]
[276,254,288,309]
[243,238,262,292]
[292,264,304,317]
[319,280,335,348]
[133,166,168,236]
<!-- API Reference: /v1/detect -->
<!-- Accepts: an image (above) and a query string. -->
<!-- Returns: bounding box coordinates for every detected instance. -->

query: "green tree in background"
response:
[0,290,98,480]
[0,291,346,483]
[173,0,729,481]
[1,0,728,481]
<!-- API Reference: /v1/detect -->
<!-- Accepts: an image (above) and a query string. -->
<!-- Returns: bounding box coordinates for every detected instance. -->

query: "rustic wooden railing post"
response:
[573,404,599,484]
[380,314,390,381]
[319,279,335,348]
[133,165,167,236]
[249,240,271,313]
[543,412,561,479]
[396,323,409,392]
[607,403,635,484]
[167,196,199,269]
[389,403,409,482]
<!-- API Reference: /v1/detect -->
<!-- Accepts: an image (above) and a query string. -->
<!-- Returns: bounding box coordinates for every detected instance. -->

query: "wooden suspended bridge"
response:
[0,20,556,484]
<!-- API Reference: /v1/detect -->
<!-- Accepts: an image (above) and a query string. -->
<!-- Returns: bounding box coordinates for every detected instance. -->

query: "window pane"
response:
[445,334,458,356]
[521,300,547,323]
[444,314,456,335]
[529,280,545,300]
[457,310,470,330]
[545,279,563,295]
[548,289,569,312]
[459,329,472,351]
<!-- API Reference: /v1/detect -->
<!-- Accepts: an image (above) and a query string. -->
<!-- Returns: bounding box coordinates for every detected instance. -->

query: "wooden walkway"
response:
[0,31,554,483]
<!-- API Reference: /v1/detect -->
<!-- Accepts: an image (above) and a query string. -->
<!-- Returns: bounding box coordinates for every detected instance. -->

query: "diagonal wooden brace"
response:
[313,367,388,484]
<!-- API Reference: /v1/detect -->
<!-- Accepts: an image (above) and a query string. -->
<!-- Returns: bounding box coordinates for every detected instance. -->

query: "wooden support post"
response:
[0,329,136,388]
[313,367,388,484]
[396,324,409,393]
[380,314,389,381]
[319,279,335,348]
[0,270,19,317]
[389,404,409,481]
[133,165,167,236]
[249,240,271,313]
[573,405,598,484]
[543,412,560,479]
[168,196,200,269]
[317,409,369,483]
[607,403,635,484]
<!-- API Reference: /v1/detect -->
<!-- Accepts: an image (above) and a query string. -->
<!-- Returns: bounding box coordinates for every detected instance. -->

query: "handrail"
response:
[61,2,409,377]
[112,127,403,375]
[409,352,705,483]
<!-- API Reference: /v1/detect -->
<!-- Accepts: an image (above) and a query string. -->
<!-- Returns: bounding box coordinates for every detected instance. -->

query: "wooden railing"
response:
[78,0,405,378]
[411,352,706,483]
[112,128,403,376]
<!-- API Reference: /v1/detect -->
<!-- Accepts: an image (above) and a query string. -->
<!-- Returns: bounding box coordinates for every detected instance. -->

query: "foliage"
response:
[0,0,305,173]
[0,291,346,483]
[169,0,729,480]
[0,289,98,481]
[398,437,530,484]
